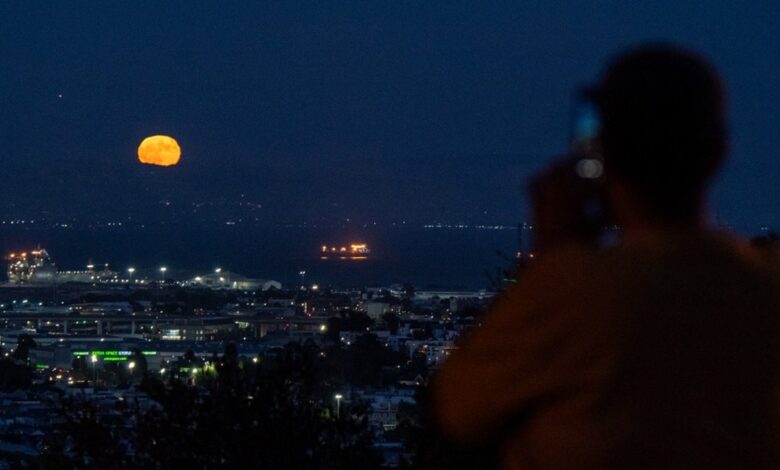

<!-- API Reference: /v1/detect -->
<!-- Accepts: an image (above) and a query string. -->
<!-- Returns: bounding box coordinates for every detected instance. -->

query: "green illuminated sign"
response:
[72,350,158,357]
[35,363,47,369]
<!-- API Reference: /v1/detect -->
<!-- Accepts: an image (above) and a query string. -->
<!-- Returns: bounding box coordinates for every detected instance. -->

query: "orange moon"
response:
[137,135,181,167]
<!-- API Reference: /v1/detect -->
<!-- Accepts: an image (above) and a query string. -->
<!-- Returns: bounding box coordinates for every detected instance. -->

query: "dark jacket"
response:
[435,231,780,468]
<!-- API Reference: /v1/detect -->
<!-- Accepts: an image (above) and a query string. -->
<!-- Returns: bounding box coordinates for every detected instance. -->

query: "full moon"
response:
[137,135,181,167]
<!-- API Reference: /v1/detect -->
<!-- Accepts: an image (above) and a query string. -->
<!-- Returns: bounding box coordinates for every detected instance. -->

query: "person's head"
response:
[597,44,727,224]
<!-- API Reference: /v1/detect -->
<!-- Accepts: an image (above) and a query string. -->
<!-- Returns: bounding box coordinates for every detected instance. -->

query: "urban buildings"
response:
[0,251,494,467]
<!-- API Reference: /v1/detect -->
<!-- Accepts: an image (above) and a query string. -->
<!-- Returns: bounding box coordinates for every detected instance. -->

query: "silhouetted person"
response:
[434,44,780,468]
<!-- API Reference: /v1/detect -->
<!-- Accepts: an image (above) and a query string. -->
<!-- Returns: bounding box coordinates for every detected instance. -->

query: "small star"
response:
[57,94,63,99]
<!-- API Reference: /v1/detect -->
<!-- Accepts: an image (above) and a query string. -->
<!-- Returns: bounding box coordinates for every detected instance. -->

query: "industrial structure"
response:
[187,270,281,291]
[6,250,123,285]
[6,250,57,284]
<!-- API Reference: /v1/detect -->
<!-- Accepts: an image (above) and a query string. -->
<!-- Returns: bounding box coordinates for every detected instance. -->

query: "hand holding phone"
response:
[528,87,609,252]
[529,158,604,252]
[571,86,605,177]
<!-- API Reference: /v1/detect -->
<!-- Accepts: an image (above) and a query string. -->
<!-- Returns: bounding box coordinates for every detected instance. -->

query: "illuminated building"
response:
[6,249,120,285]
[187,271,281,291]
[362,301,391,320]
[320,243,371,260]
[6,250,57,284]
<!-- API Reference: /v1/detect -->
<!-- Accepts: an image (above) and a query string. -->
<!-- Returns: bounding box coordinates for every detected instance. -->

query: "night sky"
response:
[2,2,780,230]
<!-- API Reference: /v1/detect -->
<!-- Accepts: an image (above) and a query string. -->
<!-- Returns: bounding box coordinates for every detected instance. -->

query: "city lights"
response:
[319,243,371,260]
[2,231,492,468]
[0,4,596,466]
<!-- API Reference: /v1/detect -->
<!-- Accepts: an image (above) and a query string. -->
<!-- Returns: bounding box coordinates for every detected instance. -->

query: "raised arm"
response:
[433,249,610,443]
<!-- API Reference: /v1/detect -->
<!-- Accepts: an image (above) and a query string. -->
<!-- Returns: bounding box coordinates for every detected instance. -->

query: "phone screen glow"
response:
[574,101,601,141]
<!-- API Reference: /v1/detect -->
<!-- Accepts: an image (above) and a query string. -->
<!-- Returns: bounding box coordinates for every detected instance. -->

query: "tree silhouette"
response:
[13,333,36,362]
[0,356,32,391]
[44,341,382,469]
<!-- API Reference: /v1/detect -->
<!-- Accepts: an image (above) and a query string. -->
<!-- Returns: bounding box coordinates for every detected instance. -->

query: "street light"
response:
[91,354,98,385]
[334,393,343,418]
[299,270,306,289]
[127,267,135,283]
[215,268,231,287]
[159,266,167,284]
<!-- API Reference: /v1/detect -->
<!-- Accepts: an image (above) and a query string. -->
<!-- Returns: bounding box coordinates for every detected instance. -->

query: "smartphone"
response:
[570,87,604,179]
[569,87,609,240]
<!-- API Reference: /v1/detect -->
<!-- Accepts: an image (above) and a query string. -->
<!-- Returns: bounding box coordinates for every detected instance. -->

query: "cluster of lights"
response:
[423,224,519,230]
[8,249,47,259]
[319,243,370,261]
[320,243,370,254]
[1,220,36,225]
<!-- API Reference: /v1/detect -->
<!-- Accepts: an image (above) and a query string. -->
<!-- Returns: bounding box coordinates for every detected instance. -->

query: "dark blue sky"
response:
[1,1,779,230]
